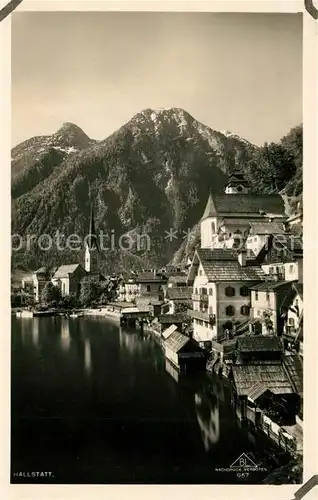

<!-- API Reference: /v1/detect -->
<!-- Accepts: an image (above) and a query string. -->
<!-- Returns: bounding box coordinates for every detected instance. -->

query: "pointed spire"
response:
[87,201,99,252]
[201,192,217,220]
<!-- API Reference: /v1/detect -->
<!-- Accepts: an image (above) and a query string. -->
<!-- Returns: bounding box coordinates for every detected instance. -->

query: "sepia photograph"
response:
[10,10,304,486]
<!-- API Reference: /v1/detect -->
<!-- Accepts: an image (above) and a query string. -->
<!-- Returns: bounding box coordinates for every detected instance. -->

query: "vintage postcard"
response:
[1,1,317,499]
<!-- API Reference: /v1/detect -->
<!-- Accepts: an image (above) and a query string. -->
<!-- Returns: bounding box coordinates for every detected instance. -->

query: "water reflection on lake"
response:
[11,316,272,484]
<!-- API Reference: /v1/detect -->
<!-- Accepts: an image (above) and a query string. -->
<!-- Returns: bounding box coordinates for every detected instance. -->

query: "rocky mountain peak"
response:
[52,122,93,150]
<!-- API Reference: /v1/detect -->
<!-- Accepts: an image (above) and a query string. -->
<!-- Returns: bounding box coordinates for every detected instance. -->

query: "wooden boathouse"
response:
[163,330,207,373]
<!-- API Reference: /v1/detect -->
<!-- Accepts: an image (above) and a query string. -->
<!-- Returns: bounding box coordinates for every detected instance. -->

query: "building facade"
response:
[187,248,265,347]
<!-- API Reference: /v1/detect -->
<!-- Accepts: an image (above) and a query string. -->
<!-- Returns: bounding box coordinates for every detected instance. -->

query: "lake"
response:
[11,315,278,484]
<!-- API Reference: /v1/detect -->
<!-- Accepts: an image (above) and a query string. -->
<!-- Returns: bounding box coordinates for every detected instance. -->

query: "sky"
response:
[11,12,302,147]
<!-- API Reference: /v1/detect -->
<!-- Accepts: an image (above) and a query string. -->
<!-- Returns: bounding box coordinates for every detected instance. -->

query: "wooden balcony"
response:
[188,309,216,325]
[192,294,208,302]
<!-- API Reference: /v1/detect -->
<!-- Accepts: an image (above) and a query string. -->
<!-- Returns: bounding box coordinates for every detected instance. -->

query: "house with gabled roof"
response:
[187,247,265,347]
[52,263,86,297]
[166,286,192,314]
[255,233,303,283]
[246,221,286,257]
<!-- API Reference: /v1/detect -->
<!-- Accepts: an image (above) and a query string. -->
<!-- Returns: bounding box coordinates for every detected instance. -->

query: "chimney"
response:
[238,249,247,267]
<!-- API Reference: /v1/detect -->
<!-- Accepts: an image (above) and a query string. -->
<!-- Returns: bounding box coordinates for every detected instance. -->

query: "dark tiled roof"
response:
[201,262,265,282]
[53,264,83,278]
[232,363,293,396]
[159,314,185,324]
[249,281,293,292]
[201,193,285,219]
[237,335,283,353]
[167,286,192,300]
[196,248,265,281]
[164,331,190,352]
[197,248,238,261]
[247,382,269,401]
[167,275,188,285]
[249,221,285,235]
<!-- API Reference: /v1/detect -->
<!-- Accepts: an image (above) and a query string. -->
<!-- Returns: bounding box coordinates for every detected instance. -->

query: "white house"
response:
[187,248,265,347]
[51,264,86,297]
[258,234,303,283]
[249,281,295,336]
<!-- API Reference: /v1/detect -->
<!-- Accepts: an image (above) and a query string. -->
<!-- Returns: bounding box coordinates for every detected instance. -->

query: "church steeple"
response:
[85,202,100,273]
[225,169,250,194]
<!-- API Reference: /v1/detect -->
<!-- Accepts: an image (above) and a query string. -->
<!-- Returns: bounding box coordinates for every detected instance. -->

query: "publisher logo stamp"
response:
[215,453,267,480]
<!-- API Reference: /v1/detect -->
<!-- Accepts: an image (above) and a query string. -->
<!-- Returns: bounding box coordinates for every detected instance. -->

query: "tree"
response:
[80,277,99,307]
[58,293,80,309]
[41,282,61,305]
[262,309,274,334]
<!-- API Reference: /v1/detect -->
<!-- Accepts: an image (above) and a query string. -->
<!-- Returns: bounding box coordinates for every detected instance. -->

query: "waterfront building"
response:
[229,336,299,422]
[257,234,303,283]
[135,270,167,301]
[52,264,86,297]
[163,330,206,373]
[249,281,294,336]
[166,286,192,314]
[118,273,139,302]
[282,283,303,355]
[187,248,265,347]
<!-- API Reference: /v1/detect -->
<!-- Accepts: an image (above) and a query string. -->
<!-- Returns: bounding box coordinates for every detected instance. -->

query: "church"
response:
[84,204,101,277]
[200,169,287,250]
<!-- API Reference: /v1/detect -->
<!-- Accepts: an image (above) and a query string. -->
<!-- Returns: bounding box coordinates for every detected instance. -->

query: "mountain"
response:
[11,122,96,199]
[11,108,301,274]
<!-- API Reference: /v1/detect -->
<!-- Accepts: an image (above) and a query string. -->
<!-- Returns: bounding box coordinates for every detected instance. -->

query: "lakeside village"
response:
[13,170,303,470]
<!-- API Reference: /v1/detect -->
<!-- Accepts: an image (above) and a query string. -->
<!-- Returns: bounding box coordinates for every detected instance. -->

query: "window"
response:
[266,291,270,302]
[225,305,235,316]
[241,305,250,316]
[199,270,202,276]
[195,288,198,294]
[211,222,216,233]
[255,291,258,301]
[223,321,233,332]
[289,265,294,273]
[209,288,213,295]
[147,285,151,292]
[269,267,274,275]
[201,287,207,295]
[240,286,249,297]
[225,286,235,297]
[288,317,295,326]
